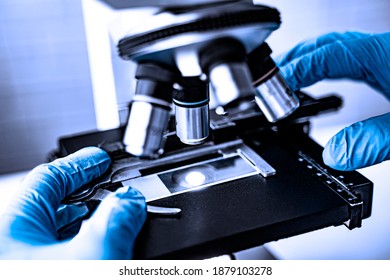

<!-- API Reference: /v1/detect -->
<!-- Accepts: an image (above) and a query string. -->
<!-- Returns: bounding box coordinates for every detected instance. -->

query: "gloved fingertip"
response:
[73,186,147,259]
[114,187,147,220]
[322,132,351,171]
[49,146,111,193]
[67,146,112,174]
[323,142,342,170]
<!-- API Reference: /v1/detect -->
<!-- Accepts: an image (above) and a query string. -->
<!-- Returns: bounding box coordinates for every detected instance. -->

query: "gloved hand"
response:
[277,31,390,171]
[0,147,147,259]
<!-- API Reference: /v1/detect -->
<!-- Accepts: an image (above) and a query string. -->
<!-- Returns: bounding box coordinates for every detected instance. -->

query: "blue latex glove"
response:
[277,31,390,171]
[0,147,146,259]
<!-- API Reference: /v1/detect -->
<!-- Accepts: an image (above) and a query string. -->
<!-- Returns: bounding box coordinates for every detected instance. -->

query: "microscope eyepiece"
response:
[173,77,209,145]
[248,43,299,122]
[124,63,178,158]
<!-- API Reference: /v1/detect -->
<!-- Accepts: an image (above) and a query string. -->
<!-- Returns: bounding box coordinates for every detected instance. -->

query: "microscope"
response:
[53,0,373,259]
[118,0,299,158]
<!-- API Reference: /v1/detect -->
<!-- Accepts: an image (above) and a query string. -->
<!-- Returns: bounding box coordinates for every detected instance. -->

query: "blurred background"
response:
[0,0,96,173]
[0,0,389,259]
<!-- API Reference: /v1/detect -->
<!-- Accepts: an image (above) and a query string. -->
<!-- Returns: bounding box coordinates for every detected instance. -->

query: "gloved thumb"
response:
[323,112,390,171]
[68,187,147,259]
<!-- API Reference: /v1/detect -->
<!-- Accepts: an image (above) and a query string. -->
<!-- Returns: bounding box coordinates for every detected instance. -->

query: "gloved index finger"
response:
[21,146,111,205]
[0,147,111,243]
[276,31,370,67]
[323,112,390,171]
[279,38,370,91]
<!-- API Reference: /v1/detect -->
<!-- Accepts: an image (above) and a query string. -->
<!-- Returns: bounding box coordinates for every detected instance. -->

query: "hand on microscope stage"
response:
[277,31,390,171]
[0,147,146,259]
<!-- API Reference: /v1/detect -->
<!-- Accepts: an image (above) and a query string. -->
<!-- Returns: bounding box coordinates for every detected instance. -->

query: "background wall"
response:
[0,0,96,173]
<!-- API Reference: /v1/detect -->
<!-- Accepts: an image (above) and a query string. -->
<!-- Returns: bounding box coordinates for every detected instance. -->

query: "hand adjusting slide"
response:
[277,32,390,170]
[0,147,147,259]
